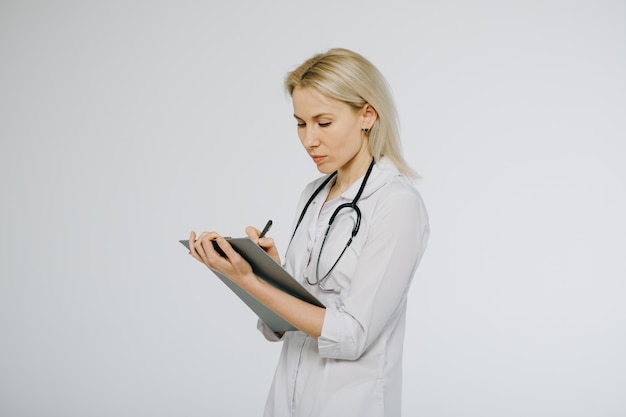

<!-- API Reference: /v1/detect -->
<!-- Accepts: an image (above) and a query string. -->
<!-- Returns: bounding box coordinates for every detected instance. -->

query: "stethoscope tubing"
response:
[287,159,376,291]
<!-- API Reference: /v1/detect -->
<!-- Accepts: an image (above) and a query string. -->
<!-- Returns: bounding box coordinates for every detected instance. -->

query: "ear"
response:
[362,103,378,129]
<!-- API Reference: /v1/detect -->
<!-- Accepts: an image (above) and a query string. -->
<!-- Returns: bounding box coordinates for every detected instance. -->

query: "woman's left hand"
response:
[188,230,256,287]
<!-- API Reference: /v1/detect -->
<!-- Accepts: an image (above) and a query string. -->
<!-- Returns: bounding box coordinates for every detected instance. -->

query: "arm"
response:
[188,231,325,339]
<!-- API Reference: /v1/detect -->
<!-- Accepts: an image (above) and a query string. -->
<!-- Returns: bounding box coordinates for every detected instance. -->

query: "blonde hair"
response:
[285,48,417,179]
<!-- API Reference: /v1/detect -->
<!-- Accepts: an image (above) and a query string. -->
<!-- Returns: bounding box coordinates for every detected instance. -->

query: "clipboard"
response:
[180,238,325,332]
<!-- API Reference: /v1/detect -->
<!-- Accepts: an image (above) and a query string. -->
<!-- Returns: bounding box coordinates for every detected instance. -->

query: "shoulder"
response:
[373,158,427,210]
[377,177,427,217]
[370,163,429,234]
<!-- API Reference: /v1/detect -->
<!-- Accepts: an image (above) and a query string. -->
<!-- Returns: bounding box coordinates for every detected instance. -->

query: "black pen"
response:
[258,219,273,238]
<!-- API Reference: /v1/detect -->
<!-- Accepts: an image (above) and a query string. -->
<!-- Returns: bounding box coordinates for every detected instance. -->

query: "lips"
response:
[311,155,326,164]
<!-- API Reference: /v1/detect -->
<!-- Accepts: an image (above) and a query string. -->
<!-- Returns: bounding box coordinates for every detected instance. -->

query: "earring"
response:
[363,128,370,134]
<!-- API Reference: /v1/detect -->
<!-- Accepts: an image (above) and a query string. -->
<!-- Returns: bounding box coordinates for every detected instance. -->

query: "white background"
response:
[1,1,625,416]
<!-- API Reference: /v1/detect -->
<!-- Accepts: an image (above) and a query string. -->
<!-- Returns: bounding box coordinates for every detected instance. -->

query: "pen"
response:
[258,219,273,238]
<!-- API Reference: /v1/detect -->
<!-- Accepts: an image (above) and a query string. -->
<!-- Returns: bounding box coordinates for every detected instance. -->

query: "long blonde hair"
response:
[285,48,416,179]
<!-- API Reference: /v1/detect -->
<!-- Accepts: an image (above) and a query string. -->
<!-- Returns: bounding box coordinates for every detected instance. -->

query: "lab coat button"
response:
[307,240,312,251]
[303,272,308,279]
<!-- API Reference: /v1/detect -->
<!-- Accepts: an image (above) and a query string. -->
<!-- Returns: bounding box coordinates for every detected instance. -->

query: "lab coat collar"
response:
[302,157,400,231]
[336,157,400,201]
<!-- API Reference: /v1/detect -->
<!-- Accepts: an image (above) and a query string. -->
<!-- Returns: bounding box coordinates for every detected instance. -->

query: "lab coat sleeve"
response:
[317,187,429,360]
[257,319,285,342]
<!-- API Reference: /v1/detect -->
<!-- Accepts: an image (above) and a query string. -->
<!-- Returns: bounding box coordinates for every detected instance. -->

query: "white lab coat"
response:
[258,157,430,417]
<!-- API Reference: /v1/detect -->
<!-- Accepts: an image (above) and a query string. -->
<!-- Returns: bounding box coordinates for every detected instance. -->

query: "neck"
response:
[335,153,373,192]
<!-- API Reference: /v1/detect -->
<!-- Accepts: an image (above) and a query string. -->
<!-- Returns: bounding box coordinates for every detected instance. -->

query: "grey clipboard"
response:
[180,238,324,332]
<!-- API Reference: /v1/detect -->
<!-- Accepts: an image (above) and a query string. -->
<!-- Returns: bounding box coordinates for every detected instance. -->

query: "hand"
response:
[188,231,256,287]
[245,226,281,264]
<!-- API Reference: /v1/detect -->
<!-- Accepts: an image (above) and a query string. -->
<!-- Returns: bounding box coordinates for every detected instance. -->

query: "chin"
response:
[315,161,337,175]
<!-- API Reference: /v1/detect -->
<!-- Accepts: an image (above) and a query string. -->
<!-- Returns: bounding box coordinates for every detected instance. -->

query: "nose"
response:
[300,125,320,149]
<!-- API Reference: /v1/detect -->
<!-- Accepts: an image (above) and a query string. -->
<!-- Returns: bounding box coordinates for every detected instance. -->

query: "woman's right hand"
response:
[246,226,281,264]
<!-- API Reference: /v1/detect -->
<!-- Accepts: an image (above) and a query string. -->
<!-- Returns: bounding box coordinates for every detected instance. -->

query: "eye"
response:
[319,122,331,127]
[297,122,306,127]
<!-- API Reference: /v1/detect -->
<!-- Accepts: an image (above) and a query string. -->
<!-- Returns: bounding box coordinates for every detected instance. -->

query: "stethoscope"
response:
[287,158,375,293]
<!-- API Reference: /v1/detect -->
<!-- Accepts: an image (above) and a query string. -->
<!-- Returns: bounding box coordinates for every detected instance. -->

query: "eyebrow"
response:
[293,113,334,120]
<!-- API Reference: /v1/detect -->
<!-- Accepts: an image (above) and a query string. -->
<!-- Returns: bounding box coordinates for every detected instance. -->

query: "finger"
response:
[190,232,211,264]
[192,231,221,265]
[198,232,223,264]
[256,236,281,264]
[245,226,260,242]
[212,235,242,263]
[258,236,274,249]
[188,231,199,257]
[198,231,220,242]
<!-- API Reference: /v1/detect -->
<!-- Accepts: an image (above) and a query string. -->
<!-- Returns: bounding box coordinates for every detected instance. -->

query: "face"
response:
[292,87,375,176]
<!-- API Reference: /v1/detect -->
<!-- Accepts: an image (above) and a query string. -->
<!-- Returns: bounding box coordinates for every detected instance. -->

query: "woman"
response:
[188,48,429,417]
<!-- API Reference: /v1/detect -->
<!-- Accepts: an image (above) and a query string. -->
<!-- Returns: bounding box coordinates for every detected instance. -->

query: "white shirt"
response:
[258,157,430,417]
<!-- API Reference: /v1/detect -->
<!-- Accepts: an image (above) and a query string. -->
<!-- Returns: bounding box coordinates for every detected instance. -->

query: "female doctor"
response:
[188,48,429,417]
